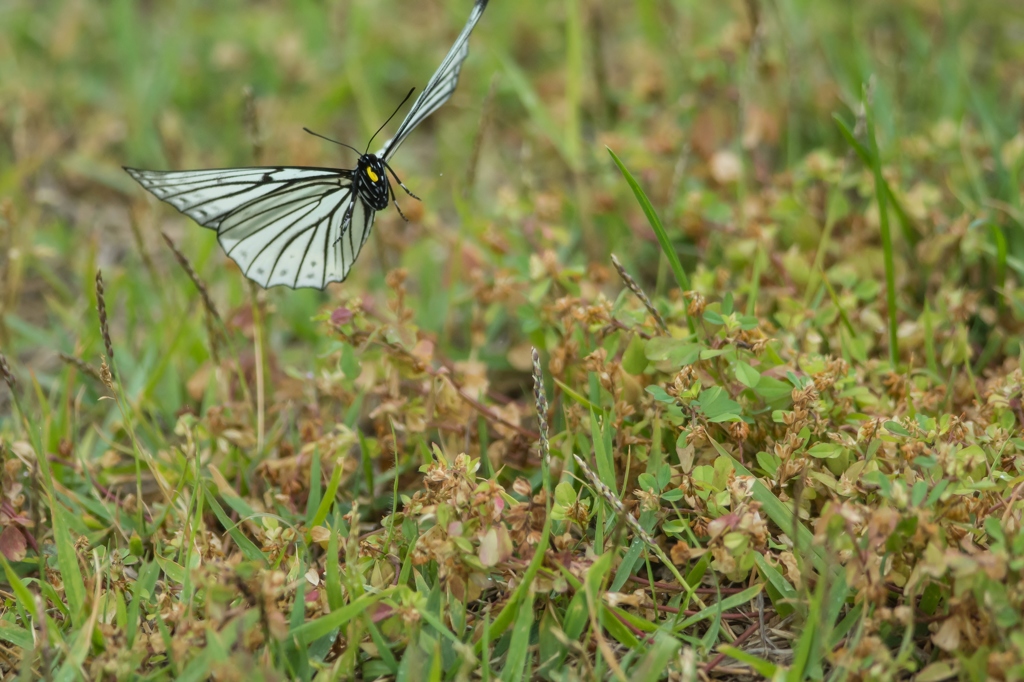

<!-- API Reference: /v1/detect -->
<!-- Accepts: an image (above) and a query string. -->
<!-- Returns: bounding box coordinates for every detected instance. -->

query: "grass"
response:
[2,0,1024,679]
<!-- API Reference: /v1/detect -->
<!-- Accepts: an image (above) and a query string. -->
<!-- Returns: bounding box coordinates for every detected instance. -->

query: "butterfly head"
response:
[356,154,391,210]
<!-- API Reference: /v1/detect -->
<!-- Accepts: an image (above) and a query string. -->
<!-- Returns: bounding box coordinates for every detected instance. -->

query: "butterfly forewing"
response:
[379,0,488,160]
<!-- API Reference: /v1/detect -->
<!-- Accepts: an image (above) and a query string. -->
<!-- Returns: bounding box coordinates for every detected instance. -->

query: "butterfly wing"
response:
[125,166,374,290]
[378,0,489,161]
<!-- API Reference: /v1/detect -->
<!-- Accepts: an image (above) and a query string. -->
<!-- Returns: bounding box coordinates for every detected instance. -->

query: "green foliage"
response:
[3,0,1024,679]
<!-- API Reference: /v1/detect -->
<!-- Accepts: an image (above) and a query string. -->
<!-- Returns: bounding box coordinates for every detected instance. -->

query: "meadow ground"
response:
[2,0,1024,679]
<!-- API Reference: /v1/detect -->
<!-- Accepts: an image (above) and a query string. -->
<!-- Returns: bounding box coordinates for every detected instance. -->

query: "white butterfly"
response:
[126,0,488,290]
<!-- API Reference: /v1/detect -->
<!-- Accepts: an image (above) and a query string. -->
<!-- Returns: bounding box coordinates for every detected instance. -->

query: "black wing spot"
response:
[257,268,265,275]
[261,172,274,184]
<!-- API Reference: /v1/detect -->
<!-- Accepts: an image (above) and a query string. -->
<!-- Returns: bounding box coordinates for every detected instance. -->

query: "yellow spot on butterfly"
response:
[367,168,379,182]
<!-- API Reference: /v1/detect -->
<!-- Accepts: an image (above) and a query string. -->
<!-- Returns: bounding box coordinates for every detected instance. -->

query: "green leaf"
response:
[554,481,577,507]
[806,443,844,459]
[663,520,686,534]
[340,341,360,379]
[645,385,675,404]
[753,376,792,403]
[660,488,684,502]
[622,334,649,375]
[703,310,723,325]
[645,337,702,366]
[734,361,761,388]
[697,387,742,422]
[884,420,910,437]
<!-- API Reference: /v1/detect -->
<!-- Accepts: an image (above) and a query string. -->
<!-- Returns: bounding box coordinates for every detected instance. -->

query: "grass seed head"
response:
[0,353,14,390]
[95,270,115,365]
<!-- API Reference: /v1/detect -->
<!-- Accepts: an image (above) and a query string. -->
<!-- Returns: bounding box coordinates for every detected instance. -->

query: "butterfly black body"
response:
[355,154,393,212]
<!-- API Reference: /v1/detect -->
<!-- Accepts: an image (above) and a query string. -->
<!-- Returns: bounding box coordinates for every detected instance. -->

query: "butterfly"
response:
[125,0,488,290]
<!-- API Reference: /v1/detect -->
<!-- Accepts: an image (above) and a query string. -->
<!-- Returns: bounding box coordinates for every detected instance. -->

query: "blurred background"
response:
[2,0,1024,424]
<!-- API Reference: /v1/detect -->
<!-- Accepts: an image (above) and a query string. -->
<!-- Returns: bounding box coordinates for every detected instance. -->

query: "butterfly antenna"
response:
[365,87,416,154]
[302,127,363,156]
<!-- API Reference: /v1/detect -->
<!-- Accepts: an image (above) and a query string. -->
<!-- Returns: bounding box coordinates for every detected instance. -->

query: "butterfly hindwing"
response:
[126,166,375,289]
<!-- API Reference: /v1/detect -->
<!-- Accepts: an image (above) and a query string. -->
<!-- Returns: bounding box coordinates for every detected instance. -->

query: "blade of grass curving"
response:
[481,612,492,682]
[834,107,898,365]
[610,510,658,591]
[0,552,35,614]
[126,561,159,648]
[922,302,940,380]
[0,620,32,650]
[309,457,345,531]
[499,583,536,682]
[786,567,823,682]
[475,513,551,655]
[672,583,762,632]
[804,188,846,306]
[607,147,695,331]
[753,552,798,618]
[7,382,88,628]
[363,616,399,673]
[54,552,103,682]
[833,113,918,248]
[863,98,899,367]
[554,378,598,411]
[306,447,322,526]
[819,267,857,338]
[325,513,344,611]
[717,645,778,678]
[589,407,617,495]
[51,497,88,629]
[986,221,1008,313]
[204,490,265,563]
[498,51,576,169]
[291,589,393,644]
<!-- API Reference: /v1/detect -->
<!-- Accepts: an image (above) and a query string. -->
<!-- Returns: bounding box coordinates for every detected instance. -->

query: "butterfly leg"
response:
[383,162,420,200]
[334,200,356,246]
[390,184,412,223]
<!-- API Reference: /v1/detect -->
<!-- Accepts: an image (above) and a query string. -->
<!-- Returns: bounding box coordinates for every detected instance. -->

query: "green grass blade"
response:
[290,589,393,644]
[607,147,694,331]
[672,583,762,632]
[717,645,779,678]
[309,457,345,531]
[499,584,535,682]
[204,490,266,563]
